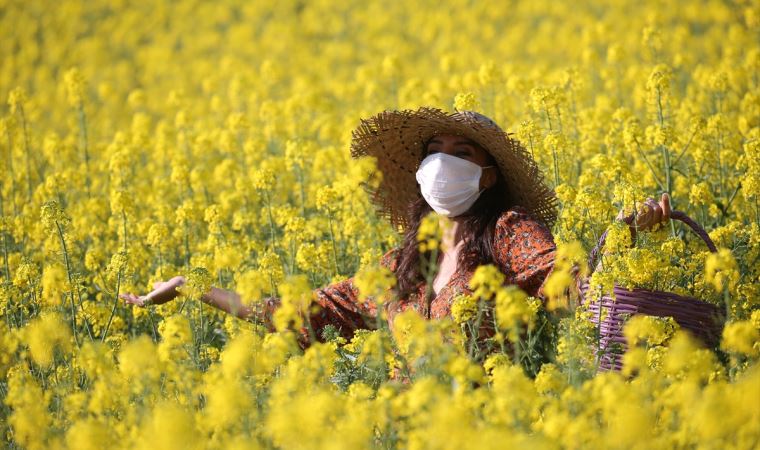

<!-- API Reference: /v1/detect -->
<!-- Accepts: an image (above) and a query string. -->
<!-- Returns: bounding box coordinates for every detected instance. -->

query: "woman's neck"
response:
[440,216,466,253]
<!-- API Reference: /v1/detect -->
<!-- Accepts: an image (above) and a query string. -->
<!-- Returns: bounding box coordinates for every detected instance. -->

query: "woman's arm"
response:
[200,286,256,320]
[516,194,672,302]
[121,276,271,325]
[122,248,401,347]
[544,193,673,299]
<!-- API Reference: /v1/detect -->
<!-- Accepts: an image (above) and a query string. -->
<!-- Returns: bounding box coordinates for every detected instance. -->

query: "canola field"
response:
[1,0,759,448]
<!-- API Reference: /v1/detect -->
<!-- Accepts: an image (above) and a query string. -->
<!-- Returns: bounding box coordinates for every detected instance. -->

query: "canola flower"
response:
[1,0,759,449]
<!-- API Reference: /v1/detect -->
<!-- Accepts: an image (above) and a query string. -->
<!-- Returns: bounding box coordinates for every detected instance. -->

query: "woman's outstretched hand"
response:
[616,192,672,232]
[120,275,187,307]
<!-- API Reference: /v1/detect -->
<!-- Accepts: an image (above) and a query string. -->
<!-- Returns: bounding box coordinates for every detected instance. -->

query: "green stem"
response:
[1,203,9,282]
[56,221,80,346]
[543,104,553,132]
[297,166,306,218]
[527,136,535,160]
[101,270,121,342]
[551,144,560,187]
[265,191,276,250]
[659,144,671,195]
[512,321,522,367]
[467,299,487,360]
[717,129,726,203]
[122,210,128,252]
[723,287,731,323]
[493,314,507,355]
[4,125,18,216]
[672,125,700,166]
[158,247,163,279]
[198,294,205,351]
[19,107,33,201]
[633,138,667,192]
[656,87,665,126]
[77,102,92,198]
[327,212,340,277]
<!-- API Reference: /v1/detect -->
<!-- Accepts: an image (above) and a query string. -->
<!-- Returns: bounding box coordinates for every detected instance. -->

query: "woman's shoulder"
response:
[379,246,401,272]
[492,205,557,273]
[495,205,553,236]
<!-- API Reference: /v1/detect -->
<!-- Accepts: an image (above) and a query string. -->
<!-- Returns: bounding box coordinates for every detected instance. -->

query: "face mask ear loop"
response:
[478,165,496,191]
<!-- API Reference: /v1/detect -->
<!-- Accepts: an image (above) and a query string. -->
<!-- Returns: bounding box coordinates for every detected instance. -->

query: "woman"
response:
[121,107,671,349]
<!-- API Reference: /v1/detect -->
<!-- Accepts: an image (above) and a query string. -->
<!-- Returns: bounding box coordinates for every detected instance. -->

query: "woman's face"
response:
[423,134,498,190]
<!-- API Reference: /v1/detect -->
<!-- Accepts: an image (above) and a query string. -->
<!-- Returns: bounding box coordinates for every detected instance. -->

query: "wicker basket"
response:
[576,210,726,372]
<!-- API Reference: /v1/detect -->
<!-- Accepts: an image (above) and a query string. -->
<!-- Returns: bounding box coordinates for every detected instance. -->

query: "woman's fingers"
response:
[120,292,148,307]
[635,198,659,230]
[624,194,672,232]
[661,192,671,221]
[636,198,653,228]
[651,198,663,225]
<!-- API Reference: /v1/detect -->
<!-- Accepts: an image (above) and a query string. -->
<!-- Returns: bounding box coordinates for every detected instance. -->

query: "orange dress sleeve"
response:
[493,206,558,300]
[250,247,400,349]
[493,206,587,302]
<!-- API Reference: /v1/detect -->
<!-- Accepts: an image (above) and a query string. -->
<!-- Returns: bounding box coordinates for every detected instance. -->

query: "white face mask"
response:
[415,152,495,217]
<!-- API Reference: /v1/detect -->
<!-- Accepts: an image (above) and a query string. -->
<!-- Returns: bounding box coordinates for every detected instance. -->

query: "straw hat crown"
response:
[350,106,558,231]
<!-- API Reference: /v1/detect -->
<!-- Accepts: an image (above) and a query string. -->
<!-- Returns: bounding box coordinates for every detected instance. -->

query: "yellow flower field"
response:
[1,0,759,448]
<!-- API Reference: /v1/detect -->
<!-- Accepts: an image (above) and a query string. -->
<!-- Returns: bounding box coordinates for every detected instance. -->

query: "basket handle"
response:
[587,210,718,272]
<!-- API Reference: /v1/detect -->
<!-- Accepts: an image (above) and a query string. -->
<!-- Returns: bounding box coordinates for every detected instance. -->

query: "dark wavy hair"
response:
[390,138,518,305]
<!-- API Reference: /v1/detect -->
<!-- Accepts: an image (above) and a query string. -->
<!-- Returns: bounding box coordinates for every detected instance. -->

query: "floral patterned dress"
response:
[252,205,570,350]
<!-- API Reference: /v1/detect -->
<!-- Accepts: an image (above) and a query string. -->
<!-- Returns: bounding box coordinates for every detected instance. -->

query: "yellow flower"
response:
[453,92,480,111]
[40,200,71,235]
[721,321,759,356]
[64,67,86,107]
[12,257,40,289]
[7,86,27,114]
[494,286,536,337]
[315,185,339,212]
[542,240,587,310]
[118,334,162,382]
[417,211,450,253]
[689,181,714,206]
[646,63,672,93]
[534,363,565,394]
[354,265,396,306]
[133,402,202,450]
[251,167,275,191]
[468,264,505,300]
[65,417,114,450]
[213,244,243,272]
[705,248,740,292]
[105,250,130,284]
[23,312,72,367]
[258,249,284,284]
[623,315,678,347]
[273,274,312,331]
[451,293,478,324]
[530,86,563,113]
[146,223,169,247]
[41,264,67,307]
[157,314,193,362]
[483,353,510,376]
[177,266,213,299]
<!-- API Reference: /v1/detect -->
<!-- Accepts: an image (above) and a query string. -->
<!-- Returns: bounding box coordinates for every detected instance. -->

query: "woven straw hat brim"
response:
[350,106,558,231]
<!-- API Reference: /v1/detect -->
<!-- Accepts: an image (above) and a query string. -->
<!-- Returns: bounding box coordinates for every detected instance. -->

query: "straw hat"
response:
[349,106,558,231]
